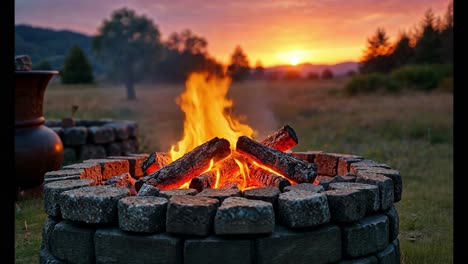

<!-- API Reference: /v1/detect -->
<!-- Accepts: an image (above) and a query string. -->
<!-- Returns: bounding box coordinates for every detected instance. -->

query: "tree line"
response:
[359,2,453,74]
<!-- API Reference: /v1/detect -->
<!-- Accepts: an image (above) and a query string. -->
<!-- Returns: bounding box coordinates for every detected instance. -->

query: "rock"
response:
[328,182,380,213]
[94,227,182,264]
[43,179,94,217]
[324,189,367,222]
[283,183,324,193]
[184,236,253,264]
[385,205,400,241]
[59,185,130,224]
[166,195,219,236]
[105,172,137,196]
[355,171,394,210]
[196,188,241,202]
[87,126,115,144]
[159,188,198,199]
[137,183,160,196]
[118,196,168,233]
[376,243,396,264]
[78,145,107,161]
[83,158,130,182]
[62,126,88,146]
[242,187,281,207]
[214,197,274,235]
[278,191,330,228]
[342,214,389,258]
[49,221,95,264]
[256,224,341,264]
[15,55,32,71]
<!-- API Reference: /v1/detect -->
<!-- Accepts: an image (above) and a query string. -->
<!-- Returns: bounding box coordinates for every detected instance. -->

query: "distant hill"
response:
[264,61,359,77]
[15,24,103,74]
[15,24,358,78]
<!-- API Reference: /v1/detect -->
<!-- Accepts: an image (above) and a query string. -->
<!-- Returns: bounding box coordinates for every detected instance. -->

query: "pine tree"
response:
[60,45,94,84]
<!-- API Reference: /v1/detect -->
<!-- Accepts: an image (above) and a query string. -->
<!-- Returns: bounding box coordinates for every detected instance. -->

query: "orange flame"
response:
[169,72,255,161]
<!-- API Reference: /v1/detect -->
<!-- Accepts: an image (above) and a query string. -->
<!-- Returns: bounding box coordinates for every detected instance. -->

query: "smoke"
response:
[229,81,278,141]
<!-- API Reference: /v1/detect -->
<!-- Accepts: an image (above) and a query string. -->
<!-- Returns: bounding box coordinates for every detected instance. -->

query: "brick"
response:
[329,182,380,213]
[62,162,102,184]
[50,127,63,138]
[385,206,400,242]
[243,187,281,207]
[44,169,85,179]
[107,155,148,178]
[41,217,59,251]
[214,197,274,235]
[94,227,182,264]
[105,172,137,195]
[342,215,389,257]
[104,122,129,140]
[62,126,87,146]
[40,247,65,264]
[50,221,95,264]
[166,195,219,236]
[137,183,160,196]
[196,188,241,202]
[357,167,402,203]
[78,144,107,161]
[337,256,378,264]
[87,126,115,144]
[184,236,253,264]
[43,179,94,217]
[63,147,77,164]
[122,121,139,137]
[105,142,122,156]
[376,243,396,264]
[314,153,338,176]
[44,175,81,184]
[256,224,341,264]
[283,183,324,193]
[60,186,130,224]
[290,151,320,162]
[159,188,198,199]
[356,171,394,210]
[83,158,130,181]
[392,239,401,264]
[118,196,168,233]
[278,191,330,228]
[350,160,391,174]
[324,189,367,222]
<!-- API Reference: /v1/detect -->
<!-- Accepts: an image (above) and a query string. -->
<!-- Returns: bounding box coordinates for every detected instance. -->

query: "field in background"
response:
[16,77,453,263]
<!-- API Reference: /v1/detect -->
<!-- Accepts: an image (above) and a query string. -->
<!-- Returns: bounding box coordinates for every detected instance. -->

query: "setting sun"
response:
[289,57,300,66]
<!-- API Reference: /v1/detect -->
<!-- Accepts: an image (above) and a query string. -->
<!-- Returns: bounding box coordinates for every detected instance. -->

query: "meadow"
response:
[15,77,453,263]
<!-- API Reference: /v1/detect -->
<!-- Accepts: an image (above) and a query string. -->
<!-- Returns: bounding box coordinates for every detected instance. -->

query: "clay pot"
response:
[15,71,64,192]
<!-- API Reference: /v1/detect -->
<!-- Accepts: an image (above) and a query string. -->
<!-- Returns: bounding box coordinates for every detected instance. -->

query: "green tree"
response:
[413,9,442,64]
[60,45,94,84]
[93,8,162,100]
[439,2,453,64]
[390,33,414,68]
[359,27,392,73]
[227,45,250,81]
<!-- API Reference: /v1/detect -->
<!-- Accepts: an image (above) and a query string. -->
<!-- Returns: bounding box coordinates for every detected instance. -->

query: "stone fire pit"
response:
[40,151,402,264]
[45,119,139,165]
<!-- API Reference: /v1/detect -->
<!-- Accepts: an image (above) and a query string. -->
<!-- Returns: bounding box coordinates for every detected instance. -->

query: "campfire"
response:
[135,72,317,193]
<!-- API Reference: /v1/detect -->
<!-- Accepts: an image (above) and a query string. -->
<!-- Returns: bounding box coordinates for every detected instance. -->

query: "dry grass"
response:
[17,77,453,263]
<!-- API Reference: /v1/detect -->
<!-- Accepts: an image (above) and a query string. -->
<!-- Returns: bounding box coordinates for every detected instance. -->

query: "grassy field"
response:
[15,77,453,263]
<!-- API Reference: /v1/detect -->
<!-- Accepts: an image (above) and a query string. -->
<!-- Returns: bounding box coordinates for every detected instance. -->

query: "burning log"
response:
[236,136,317,184]
[135,137,231,191]
[140,152,172,176]
[250,168,291,191]
[260,125,298,151]
[189,125,299,191]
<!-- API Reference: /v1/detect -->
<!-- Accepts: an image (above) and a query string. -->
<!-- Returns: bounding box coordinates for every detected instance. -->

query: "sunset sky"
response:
[15,0,451,67]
